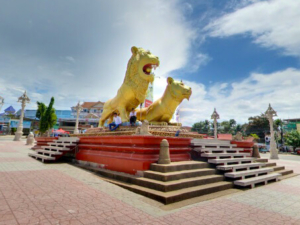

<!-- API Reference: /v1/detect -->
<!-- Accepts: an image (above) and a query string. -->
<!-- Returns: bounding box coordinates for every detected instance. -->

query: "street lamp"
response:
[14,91,30,141]
[265,103,279,159]
[0,96,4,113]
[74,101,83,134]
[211,108,220,140]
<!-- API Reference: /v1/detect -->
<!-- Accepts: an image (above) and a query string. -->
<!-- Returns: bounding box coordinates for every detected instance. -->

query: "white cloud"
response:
[206,0,300,56]
[0,0,196,111]
[189,53,211,72]
[179,68,300,125]
[65,56,75,63]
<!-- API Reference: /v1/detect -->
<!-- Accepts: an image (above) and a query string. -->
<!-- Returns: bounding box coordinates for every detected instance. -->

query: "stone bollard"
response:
[158,139,171,164]
[252,144,261,158]
[26,132,35,146]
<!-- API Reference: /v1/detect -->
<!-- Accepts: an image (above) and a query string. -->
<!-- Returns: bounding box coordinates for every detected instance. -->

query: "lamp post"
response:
[265,104,279,159]
[211,108,220,140]
[14,91,30,141]
[74,101,83,134]
[0,96,4,113]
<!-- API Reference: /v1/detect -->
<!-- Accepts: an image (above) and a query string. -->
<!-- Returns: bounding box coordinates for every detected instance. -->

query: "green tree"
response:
[38,97,57,136]
[284,130,300,151]
[220,119,237,134]
[274,119,284,144]
[250,133,260,142]
[36,102,47,119]
[191,120,211,134]
[245,114,270,142]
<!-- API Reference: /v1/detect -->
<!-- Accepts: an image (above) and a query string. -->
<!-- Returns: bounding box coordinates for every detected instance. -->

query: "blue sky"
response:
[0,0,300,125]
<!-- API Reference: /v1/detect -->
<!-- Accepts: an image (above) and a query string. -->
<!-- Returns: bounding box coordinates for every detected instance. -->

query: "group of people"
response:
[108,108,137,131]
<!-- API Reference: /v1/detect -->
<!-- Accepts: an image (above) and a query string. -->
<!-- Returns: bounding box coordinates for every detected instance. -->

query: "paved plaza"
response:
[1,137,300,225]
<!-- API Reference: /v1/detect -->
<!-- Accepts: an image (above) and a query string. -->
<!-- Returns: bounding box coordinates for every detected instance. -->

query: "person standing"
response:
[129,108,137,126]
[109,113,122,131]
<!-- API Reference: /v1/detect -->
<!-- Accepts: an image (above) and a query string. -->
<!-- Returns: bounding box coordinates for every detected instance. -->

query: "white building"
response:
[71,101,105,119]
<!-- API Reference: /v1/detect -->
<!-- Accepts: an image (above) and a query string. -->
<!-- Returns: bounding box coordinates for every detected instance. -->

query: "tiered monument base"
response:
[76,135,192,175]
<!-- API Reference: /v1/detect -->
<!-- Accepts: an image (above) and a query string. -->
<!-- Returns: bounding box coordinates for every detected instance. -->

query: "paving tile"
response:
[2,139,300,225]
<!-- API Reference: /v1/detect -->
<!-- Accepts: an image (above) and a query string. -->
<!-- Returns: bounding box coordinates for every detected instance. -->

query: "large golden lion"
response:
[99,46,160,126]
[136,77,192,124]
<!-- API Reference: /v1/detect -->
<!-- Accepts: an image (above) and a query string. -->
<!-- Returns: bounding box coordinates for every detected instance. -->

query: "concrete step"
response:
[192,139,231,145]
[135,175,225,192]
[54,139,78,144]
[225,168,273,179]
[75,164,233,204]
[268,166,285,171]
[234,173,281,188]
[217,163,264,171]
[42,146,70,151]
[56,137,79,142]
[144,168,217,181]
[263,162,277,167]
[192,143,237,148]
[275,169,294,176]
[208,158,255,165]
[280,173,298,180]
[36,149,63,156]
[47,142,76,147]
[255,158,268,163]
[114,180,233,204]
[195,147,244,153]
[28,153,55,162]
[201,153,249,158]
[150,161,210,173]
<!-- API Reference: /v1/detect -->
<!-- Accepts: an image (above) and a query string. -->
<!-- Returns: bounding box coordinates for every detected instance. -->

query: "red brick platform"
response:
[76,135,192,175]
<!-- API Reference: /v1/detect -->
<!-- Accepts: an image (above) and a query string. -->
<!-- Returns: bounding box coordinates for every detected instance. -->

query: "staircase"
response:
[77,160,235,204]
[29,137,79,162]
[192,139,293,189]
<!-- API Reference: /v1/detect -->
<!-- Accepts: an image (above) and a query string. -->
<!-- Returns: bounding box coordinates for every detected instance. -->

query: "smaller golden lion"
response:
[136,77,192,124]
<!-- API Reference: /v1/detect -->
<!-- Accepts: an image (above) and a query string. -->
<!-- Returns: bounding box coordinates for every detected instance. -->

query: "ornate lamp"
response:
[0,96,4,112]
[14,91,30,141]
[74,101,83,134]
[211,108,220,139]
[265,103,279,159]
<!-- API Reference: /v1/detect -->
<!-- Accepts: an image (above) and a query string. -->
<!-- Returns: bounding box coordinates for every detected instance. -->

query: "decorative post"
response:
[0,96,4,113]
[211,108,220,139]
[74,101,83,134]
[265,104,279,159]
[158,139,171,164]
[26,132,35,146]
[14,91,30,141]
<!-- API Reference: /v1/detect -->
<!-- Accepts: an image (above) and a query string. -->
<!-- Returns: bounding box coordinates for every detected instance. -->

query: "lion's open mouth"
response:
[143,64,158,75]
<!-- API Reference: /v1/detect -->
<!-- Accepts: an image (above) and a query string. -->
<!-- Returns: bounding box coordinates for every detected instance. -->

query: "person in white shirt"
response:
[109,112,122,131]
[129,108,137,126]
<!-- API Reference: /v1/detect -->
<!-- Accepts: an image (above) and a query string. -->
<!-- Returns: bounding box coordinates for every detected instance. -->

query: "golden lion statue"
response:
[136,77,192,124]
[99,46,160,126]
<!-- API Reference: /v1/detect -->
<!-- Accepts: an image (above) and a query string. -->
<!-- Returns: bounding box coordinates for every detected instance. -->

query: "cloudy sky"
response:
[0,0,300,126]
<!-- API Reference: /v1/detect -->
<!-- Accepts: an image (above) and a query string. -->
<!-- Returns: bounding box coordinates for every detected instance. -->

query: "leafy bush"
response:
[284,130,300,151]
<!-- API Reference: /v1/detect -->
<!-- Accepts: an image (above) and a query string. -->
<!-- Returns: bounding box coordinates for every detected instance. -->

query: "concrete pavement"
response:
[1,136,300,225]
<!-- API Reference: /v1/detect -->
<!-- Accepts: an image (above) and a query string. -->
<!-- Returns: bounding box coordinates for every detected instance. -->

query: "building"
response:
[283,118,300,132]
[0,106,32,135]
[71,101,104,118]
[19,109,73,120]
[0,102,105,134]
[58,101,105,133]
